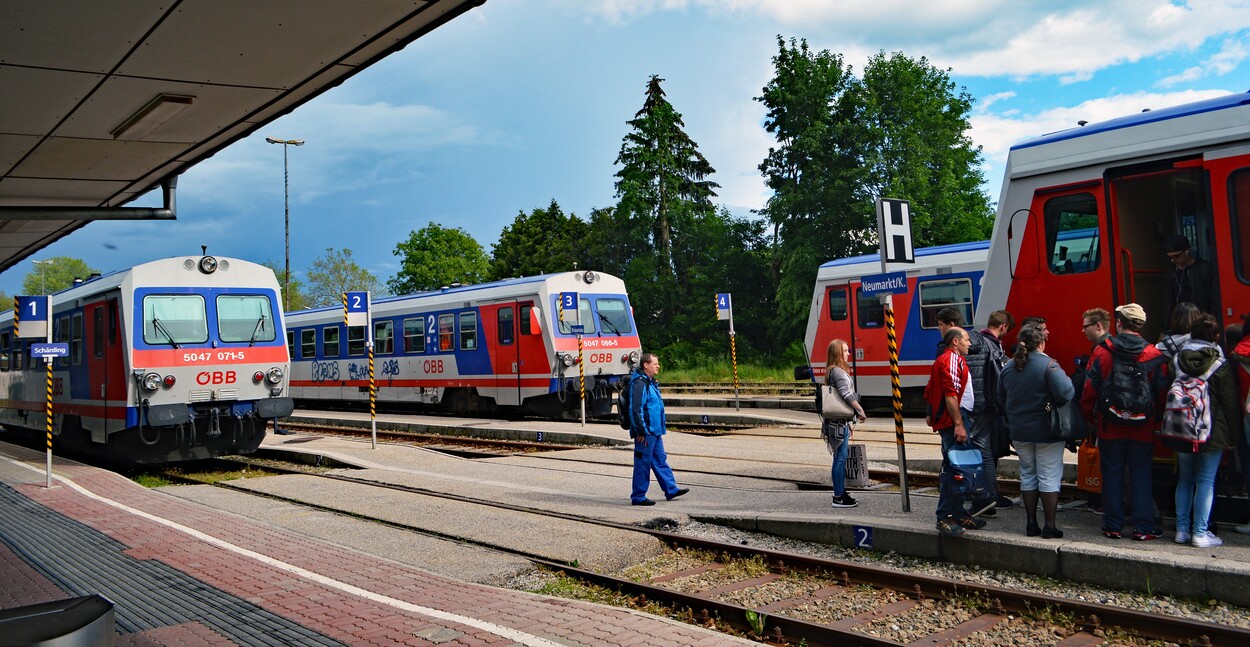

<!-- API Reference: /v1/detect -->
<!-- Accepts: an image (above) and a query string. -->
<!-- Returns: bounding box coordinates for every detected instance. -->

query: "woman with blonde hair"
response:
[823,339,868,507]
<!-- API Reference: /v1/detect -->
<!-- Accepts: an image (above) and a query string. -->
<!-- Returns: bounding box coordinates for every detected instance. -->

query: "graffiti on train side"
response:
[311,361,340,382]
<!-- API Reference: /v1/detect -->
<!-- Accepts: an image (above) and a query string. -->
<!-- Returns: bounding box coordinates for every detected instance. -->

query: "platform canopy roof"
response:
[0,0,484,275]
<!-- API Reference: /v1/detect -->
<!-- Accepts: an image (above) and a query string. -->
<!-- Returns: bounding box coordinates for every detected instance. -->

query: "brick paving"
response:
[0,448,752,646]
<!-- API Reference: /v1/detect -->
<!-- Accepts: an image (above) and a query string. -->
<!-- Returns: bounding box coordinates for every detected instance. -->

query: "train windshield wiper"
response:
[151,318,180,349]
[598,312,622,336]
[247,315,267,347]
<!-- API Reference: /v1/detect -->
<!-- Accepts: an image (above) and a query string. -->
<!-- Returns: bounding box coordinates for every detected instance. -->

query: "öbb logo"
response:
[196,371,237,385]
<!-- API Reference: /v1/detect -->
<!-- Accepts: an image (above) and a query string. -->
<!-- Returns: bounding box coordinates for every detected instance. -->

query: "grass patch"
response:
[131,473,175,488]
[663,360,798,383]
[130,463,280,488]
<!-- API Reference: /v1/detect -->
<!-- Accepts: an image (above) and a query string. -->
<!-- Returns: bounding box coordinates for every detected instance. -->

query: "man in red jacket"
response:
[925,327,984,537]
[1080,303,1170,540]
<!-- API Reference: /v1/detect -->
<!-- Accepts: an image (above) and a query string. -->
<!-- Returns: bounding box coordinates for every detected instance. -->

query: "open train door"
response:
[1194,151,1250,327]
[85,299,125,436]
[1106,160,1220,341]
[491,303,522,406]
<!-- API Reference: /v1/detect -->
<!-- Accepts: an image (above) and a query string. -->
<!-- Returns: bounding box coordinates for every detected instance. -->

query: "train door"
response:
[1194,151,1250,326]
[493,303,521,406]
[85,299,124,434]
[821,284,854,384]
[848,282,888,395]
[1106,162,1216,342]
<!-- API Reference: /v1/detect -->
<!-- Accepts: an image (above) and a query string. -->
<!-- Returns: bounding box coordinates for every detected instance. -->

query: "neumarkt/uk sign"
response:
[859,270,908,297]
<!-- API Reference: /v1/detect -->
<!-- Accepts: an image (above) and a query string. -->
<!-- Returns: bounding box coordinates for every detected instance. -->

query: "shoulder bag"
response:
[1043,361,1086,442]
[820,383,855,420]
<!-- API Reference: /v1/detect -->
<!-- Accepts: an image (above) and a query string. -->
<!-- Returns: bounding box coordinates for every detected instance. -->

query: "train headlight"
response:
[558,352,574,367]
[142,372,162,392]
[266,367,285,384]
[162,375,176,388]
[198,255,218,274]
[624,351,640,364]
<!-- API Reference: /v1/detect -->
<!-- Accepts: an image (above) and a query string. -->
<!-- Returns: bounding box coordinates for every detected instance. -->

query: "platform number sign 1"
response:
[14,295,50,339]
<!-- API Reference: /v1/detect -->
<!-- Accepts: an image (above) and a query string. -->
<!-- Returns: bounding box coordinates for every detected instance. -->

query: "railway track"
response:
[159,455,1250,646]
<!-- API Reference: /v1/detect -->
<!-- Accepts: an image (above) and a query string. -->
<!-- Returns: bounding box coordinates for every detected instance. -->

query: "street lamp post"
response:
[265,137,304,310]
[32,259,53,295]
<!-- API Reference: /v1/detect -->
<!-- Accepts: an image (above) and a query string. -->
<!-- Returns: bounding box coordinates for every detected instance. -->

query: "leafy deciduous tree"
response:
[260,260,311,312]
[388,223,489,295]
[304,248,381,308]
[21,257,99,295]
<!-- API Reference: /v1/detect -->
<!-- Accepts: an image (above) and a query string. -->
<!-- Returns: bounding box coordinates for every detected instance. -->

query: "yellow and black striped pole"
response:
[885,297,910,512]
[342,293,349,328]
[13,297,19,337]
[45,357,53,488]
[577,333,585,427]
[368,341,377,448]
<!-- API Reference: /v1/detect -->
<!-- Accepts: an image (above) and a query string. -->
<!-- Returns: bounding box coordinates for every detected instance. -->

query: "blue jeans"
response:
[1175,449,1223,535]
[632,434,679,503]
[1099,438,1155,533]
[830,433,849,496]
[967,408,998,505]
[936,409,975,522]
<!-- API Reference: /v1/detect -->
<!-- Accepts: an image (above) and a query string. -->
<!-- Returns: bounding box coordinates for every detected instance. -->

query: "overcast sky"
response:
[4,0,1250,297]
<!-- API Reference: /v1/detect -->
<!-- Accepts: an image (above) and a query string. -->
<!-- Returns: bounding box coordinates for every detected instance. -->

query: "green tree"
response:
[857,51,993,246]
[389,223,490,294]
[260,260,311,312]
[304,248,381,308]
[21,257,99,295]
[0,289,8,309]
[490,200,590,280]
[614,75,720,343]
[756,37,862,343]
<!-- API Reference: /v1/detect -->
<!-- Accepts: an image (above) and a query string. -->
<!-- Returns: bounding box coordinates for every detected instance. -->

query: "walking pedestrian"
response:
[628,353,689,506]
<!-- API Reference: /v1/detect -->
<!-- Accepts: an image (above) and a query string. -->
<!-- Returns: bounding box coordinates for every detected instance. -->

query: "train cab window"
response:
[347,325,366,357]
[558,298,593,334]
[403,317,426,354]
[595,298,633,334]
[217,295,275,343]
[1044,193,1100,275]
[55,315,69,368]
[519,305,534,335]
[827,288,848,321]
[438,314,454,351]
[323,326,341,357]
[93,307,104,359]
[918,279,974,329]
[855,288,884,328]
[459,312,478,350]
[71,313,83,365]
[1,331,9,371]
[300,329,316,358]
[108,300,117,345]
[143,295,208,345]
[1230,168,1250,283]
[375,321,394,354]
[286,331,295,359]
[498,307,515,345]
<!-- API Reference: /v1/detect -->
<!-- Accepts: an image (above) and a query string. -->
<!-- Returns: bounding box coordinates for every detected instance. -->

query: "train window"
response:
[13,340,22,371]
[595,298,633,334]
[93,307,104,359]
[143,295,208,345]
[855,288,884,328]
[375,321,394,354]
[403,317,426,354]
[1044,193,1100,275]
[323,326,341,357]
[519,305,534,335]
[1,331,8,371]
[498,307,515,345]
[55,315,69,368]
[558,298,593,334]
[827,288,848,321]
[71,313,83,365]
[300,329,315,358]
[286,331,295,359]
[1231,168,1250,284]
[459,312,478,350]
[347,325,366,357]
[108,300,117,345]
[216,295,275,343]
[918,279,974,329]
[438,314,454,351]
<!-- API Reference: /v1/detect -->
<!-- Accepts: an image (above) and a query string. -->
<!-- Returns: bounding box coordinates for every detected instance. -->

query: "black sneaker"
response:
[957,515,987,530]
[831,494,858,508]
[996,495,1014,509]
[970,500,996,518]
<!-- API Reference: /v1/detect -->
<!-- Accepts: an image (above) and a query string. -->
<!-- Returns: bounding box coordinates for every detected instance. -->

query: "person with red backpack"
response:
[1080,303,1171,541]
[1164,315,1240,547]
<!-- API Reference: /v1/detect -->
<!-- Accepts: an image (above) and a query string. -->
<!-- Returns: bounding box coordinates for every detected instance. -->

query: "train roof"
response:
[1005,91,1250,179]
[286,271,626,318]
[817,240,989,271]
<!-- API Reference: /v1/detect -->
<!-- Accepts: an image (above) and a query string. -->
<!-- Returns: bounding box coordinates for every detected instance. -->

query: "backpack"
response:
[947,445,988,500]
[617,375,638,431]
[1097,343,1160,426]
[1158,358,1223,452]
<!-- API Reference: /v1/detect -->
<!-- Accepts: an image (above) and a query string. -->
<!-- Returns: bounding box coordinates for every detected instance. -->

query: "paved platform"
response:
[0,442,754,646]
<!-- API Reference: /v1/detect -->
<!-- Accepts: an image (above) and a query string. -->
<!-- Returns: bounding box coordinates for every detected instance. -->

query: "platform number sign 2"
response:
[852,525,874,549]
[343,291,369,328]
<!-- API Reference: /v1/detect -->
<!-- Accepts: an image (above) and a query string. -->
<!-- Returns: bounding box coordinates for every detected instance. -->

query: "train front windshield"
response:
[143,293,279,346]
[557,297,633,335]
[143,295,208,344]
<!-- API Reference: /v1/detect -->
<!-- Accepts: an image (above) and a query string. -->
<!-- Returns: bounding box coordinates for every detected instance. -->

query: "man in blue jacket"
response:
[629,353,690,506]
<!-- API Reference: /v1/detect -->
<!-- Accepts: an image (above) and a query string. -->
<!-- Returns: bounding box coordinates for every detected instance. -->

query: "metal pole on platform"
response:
[44,302,52,488]
[578,333,585,427]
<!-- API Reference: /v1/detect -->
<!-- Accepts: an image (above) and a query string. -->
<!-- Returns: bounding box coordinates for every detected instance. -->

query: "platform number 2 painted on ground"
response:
[853,525,873,549]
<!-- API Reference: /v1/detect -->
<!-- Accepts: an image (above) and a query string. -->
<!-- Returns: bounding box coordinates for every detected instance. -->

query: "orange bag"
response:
[1077,442,1102,493]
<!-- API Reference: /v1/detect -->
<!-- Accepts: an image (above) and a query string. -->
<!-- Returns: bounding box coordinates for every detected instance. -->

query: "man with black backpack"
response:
[1080,303,1171,541]
[963,309,1015,516]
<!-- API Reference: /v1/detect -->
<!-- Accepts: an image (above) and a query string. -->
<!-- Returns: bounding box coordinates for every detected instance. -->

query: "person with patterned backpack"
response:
[1163,315,1240,547]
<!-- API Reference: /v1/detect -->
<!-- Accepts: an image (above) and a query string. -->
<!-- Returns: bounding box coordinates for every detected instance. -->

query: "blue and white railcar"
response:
[286,270,642,418]
[0,255,293,464]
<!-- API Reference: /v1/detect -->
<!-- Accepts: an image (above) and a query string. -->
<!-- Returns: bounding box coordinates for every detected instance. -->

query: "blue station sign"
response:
[30,342,69,358]
[859,271,909,297]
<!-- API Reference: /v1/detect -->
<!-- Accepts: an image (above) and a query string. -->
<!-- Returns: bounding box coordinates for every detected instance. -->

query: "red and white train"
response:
[0,255,293,464]
[285,270,642,418]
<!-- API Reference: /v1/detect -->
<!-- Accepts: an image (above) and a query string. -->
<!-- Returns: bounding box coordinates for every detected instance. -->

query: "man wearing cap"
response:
[1080,303,1171,541]
[1163,234,1216,323]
